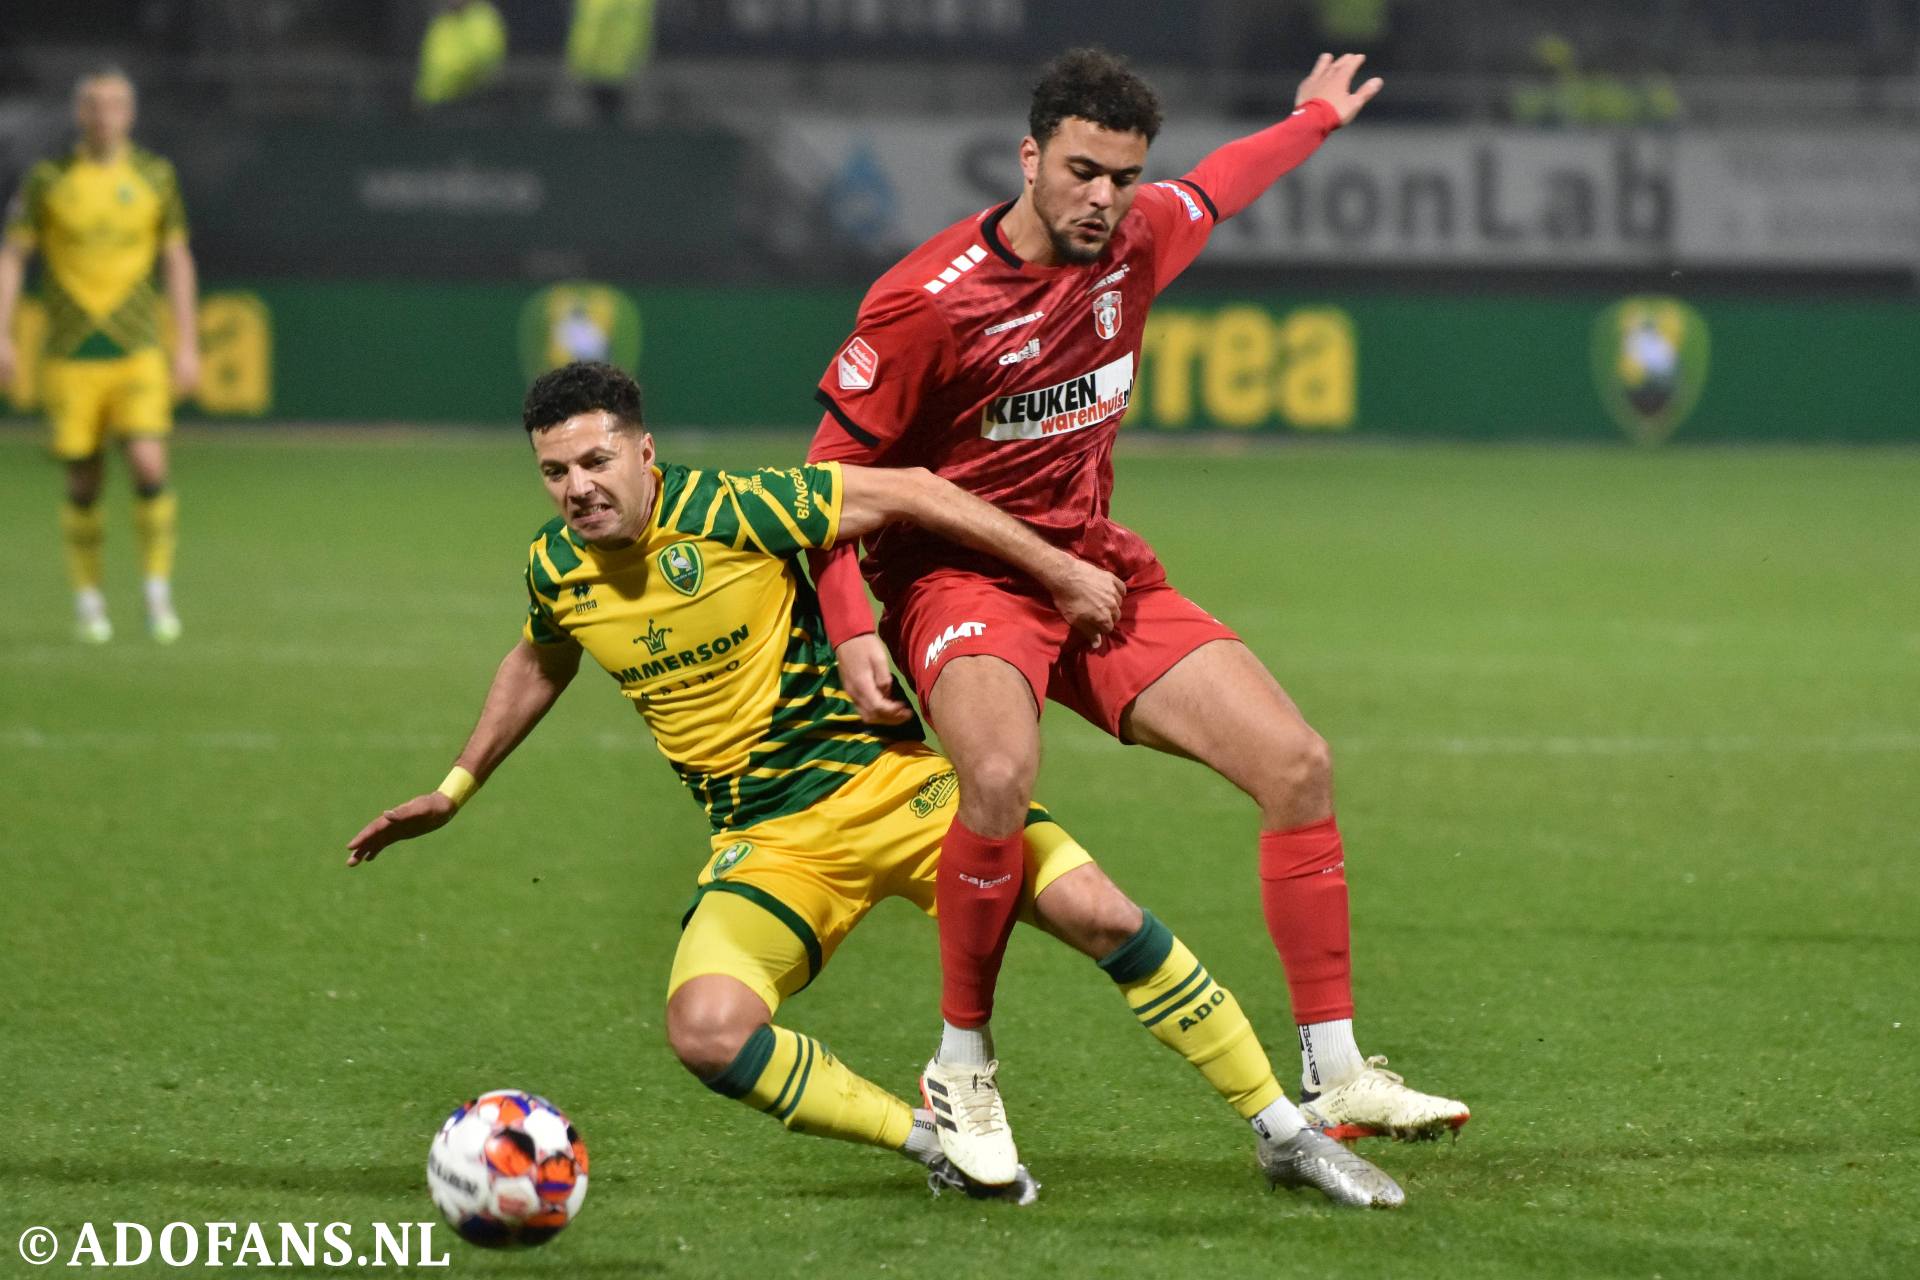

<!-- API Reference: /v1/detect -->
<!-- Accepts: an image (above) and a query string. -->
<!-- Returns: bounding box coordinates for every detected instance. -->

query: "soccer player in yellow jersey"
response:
[345,363,1404,1208]
[0,68,199,644]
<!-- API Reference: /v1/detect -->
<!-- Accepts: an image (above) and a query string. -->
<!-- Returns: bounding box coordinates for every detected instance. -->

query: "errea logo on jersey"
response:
[981,353,1134,442]
[924,620,986,669]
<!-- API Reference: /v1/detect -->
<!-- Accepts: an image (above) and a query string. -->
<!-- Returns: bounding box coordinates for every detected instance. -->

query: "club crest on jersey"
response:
[657,542,704,596]
[1092,289,1123,341]
[837,337,878,392]
[981,353,1134,442]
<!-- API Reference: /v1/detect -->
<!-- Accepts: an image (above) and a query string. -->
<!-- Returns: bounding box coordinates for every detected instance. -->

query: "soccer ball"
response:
[426,1090,589,1248]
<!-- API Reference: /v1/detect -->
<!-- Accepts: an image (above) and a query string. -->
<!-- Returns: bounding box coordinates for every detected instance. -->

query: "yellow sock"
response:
[133,489,178,581]
[703,1025,915,1151]
[1101,911,1285,1119]
[60,500,106,591]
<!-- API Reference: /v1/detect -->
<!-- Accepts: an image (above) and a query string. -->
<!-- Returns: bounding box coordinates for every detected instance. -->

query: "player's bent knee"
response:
[1259,728,1333,804]
[965,750,1035,806]
[665,978,769,1079]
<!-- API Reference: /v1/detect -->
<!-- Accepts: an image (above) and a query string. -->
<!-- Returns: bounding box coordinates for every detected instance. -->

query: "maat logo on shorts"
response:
[712,842,753,877]
[908,770,958,819]
[923,620,986,669]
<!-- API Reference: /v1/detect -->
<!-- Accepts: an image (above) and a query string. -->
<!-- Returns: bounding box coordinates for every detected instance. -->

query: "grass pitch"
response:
[3,427,1916,1278]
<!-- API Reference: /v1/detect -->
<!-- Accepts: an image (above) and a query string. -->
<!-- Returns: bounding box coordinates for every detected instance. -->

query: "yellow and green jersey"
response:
[3,144,188,359]
[523,462,923,832]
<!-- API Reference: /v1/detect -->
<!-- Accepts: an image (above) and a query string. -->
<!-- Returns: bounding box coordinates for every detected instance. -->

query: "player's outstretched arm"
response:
[0,241,28,392]
[804,545,912,725]
[345,637,581,867]
[1295,52,1384,126]
[161,239,200,399]
[1171,53,1384,237]
[837,465,1125,642]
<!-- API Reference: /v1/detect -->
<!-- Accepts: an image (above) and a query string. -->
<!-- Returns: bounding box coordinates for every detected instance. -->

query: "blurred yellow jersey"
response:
[523,462,923,832]
[4,144,188,359]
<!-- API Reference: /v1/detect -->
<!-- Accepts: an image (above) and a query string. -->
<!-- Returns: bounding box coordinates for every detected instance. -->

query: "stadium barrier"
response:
[6,284,1916,443]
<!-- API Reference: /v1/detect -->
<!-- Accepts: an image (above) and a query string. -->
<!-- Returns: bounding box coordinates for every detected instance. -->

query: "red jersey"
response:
[808,101,1341,609]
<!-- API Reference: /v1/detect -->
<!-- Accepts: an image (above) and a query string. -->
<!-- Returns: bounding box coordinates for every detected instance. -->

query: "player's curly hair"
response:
[523,361,645,434]
[1028,47,1163,147]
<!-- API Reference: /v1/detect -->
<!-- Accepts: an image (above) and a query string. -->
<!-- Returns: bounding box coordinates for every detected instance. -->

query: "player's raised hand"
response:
[1295,52,1384,126]
[1046,556,1126,646]
[833,633,915,725]
[346,792,456,867]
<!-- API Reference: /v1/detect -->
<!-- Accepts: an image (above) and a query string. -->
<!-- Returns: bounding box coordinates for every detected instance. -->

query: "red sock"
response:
[936,816,1026,1027]
[1258,816,1355,1024]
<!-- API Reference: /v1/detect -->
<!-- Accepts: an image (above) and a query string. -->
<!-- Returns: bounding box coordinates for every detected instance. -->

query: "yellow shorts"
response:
[667,741,1094,1015]
[43,349,173,460]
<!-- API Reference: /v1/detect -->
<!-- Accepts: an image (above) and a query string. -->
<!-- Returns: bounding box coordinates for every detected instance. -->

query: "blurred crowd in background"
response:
[3,1,1915,291]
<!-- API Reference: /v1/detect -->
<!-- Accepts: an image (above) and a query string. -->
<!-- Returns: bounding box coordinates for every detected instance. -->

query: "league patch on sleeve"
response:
[837,337,878,392]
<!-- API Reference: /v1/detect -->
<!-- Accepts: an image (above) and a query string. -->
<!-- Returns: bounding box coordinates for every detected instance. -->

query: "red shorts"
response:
[883,570,1239,739]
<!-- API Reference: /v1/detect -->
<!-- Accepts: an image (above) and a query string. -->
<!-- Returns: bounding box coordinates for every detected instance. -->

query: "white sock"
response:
[75,587,108,623]
[144,576,173,616]
[901,1108,942,1165]
[1298,1019,1365,1094]
[937,1020,993,1068]
[1249,1096,1306,1144]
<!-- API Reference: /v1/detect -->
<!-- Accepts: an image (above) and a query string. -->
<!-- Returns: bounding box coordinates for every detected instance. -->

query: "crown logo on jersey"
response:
[1092,289,1123,341]
[571,581,593,600]
[657,542,704,596]
[640,619,672,654]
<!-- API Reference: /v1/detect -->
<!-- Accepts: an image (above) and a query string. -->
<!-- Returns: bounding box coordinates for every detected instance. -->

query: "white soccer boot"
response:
[919,1058,1019,1187]
[144,579,181,644]
[1258,1126,1405,1208]
[75,589,112,644]
[1298,1056,1470,1142]
[902,1109,1039,1205]
[924,1155,1041,1206]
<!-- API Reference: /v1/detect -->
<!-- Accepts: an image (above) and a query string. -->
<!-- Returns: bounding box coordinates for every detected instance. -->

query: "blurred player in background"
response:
[0,68,199,644]
[346,363,1406,1209]
[808,49,1467,1183]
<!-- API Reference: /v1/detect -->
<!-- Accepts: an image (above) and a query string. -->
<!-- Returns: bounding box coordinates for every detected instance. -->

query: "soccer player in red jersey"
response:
[806,49,1470,1184]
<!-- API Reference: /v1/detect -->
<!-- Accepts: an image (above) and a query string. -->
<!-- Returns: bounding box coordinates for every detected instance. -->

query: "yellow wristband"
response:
[436,765,479,811]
